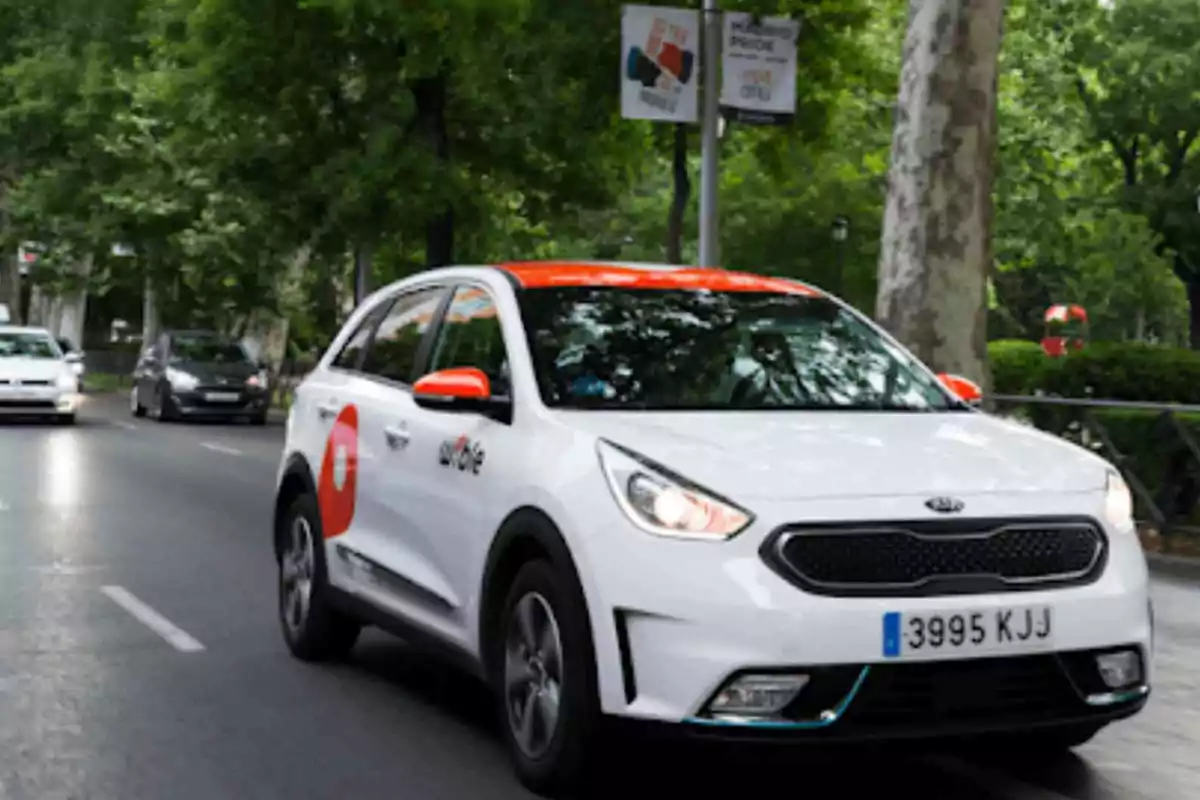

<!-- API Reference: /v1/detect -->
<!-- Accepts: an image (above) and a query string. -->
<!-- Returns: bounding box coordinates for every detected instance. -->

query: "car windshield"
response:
[0,331,60,359]
[518,287,957,412]
[171,336,251,364]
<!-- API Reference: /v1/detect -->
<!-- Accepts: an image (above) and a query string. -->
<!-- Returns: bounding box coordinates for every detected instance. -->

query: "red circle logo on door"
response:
[317,404,359,539]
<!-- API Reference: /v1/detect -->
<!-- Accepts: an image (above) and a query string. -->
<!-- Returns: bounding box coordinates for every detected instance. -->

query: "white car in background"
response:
[0,325,82,424]
[272,261,1151,796]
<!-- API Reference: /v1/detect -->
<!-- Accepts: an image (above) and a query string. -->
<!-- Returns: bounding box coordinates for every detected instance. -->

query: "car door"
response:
[324,284,454,623]
[290,299,392,589]
[383,283,522,648]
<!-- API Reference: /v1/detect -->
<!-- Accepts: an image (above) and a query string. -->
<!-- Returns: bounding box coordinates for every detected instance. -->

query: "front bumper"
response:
[166,387,269,417]
[0,387,79,416]
[574,489,1153,739]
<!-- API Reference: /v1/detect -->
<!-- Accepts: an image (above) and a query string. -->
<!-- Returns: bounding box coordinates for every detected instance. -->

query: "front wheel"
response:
[497,559,604,796]
[131,387,146,418]
[277,493,361,661]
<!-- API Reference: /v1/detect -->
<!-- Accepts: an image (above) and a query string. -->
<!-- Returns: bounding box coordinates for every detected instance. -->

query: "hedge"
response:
[988,339,1200,404]
[987,339,1200,527]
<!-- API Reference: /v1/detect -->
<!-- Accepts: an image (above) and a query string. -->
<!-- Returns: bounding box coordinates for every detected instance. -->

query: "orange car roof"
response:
[498,261,822,296]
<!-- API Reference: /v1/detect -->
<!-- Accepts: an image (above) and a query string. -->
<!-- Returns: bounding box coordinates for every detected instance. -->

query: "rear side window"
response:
[360,287,445,384]
[331,309,383,371]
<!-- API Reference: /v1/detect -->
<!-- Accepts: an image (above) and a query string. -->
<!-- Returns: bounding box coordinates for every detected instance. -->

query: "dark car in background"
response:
[130,329,271,424]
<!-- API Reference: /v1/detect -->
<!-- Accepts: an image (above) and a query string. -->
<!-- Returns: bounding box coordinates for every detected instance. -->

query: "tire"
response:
[495,559,604,796]
[131,387,146,418]
[55,413,76,426]
[250,412,268,426]
[277,492,361,662]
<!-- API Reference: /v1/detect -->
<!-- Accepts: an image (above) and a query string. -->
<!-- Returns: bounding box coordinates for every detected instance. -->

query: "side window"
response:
[427,286,510,395]
[360,287,445,384]
[331,307,384,371]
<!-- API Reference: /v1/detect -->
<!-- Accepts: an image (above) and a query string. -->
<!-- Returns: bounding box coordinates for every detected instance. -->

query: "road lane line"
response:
[927,755,1078,800]
[112,420,139,431]
[201,441,243,456]
[100,585,205,653]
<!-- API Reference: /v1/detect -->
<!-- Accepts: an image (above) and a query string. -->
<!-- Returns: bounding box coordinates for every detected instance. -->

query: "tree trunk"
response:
[1188,281,1200,350]
[0,252,21,324]
[142,275,160,344]
[416,73,454,268]
[875,0,1006,390]
[666,123,690,264]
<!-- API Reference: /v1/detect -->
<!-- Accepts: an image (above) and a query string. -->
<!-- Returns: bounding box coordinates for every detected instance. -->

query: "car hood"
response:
[0,356,66,382]
[556,410,1108,500]
[172,361,255,384]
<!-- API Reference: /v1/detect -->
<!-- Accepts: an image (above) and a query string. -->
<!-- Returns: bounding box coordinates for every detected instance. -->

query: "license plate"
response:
[882,606,1053,659]
[204,392,240,403]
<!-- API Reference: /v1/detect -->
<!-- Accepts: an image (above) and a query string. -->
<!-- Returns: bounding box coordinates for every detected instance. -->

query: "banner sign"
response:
[719,12,801,125]
[620,4,699,123]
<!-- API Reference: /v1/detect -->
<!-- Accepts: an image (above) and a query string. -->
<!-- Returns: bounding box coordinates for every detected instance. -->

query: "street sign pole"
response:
[698,0,720,268]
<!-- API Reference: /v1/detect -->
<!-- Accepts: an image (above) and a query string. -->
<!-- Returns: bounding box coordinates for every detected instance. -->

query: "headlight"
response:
[1105,470,1135,531]
[596,439,753,540]
[247,370,269,389]
[56,370,77,390]
[166,367,198,391]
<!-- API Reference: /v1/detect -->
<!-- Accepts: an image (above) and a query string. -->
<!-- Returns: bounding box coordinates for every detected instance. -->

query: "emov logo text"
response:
[438,435,485,475]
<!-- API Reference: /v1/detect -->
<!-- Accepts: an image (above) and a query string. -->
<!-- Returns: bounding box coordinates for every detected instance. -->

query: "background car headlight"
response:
[166,367,199,391]
[246,370,269,389]
[1105,470,1135,531]
[596,439,753,540]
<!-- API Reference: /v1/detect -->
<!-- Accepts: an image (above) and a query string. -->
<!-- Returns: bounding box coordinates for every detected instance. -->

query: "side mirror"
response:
[413,367,511,422]
[937,373,983,406]
[64,351,83,364]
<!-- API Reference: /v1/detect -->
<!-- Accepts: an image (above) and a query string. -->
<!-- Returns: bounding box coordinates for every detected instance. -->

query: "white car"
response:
[272,262,1151,795]
[0,325,82,424]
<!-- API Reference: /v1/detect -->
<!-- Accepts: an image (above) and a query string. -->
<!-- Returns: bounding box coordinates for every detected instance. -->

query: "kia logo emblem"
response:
[925,496,964,514]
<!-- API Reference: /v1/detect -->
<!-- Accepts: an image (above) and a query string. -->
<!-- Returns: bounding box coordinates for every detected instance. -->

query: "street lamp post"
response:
[831,215,850,297]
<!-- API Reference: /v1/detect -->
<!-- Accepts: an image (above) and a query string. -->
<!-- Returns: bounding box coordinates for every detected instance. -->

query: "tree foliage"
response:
[0,0,1194,355]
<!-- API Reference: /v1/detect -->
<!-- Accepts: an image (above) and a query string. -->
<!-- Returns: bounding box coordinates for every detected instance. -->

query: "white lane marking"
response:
[100,585,205,653]
[0,499,8,512]
[201,441,243,456]
[112,420,138,431]
[928,755,1077,800]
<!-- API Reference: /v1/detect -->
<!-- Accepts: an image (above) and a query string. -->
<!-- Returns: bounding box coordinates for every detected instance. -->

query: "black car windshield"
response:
[518,287,956,412]
[171,336,251,364]
[0,331,60,359]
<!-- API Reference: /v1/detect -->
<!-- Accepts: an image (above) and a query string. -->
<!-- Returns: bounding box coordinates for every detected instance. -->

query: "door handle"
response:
[383,423,410,449]
[316,401,339,420]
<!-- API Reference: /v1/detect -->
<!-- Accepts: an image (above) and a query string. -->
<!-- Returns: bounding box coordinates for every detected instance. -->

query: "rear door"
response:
[324,284,453,618]
[289,302,390,579]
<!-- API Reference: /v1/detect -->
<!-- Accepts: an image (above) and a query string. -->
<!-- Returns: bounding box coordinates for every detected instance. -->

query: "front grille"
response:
[0,379,50,386]
[0,399,55,409]
[833,654,1085,735]
[764,517,1105,597]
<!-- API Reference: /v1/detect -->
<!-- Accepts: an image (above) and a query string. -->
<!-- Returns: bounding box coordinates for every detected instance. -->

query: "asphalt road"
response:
[0,393,1196,799]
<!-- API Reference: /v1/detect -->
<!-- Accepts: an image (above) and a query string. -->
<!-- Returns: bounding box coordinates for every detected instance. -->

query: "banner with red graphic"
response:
[620,4,699,122]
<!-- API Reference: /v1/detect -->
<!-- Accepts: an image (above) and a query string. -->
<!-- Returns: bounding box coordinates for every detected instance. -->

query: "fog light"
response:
[1096,650,1142,689]
[708,674,809,719]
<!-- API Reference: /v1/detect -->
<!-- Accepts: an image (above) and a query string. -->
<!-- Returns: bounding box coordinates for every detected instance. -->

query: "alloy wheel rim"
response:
[280,515,315,635]
[503,591,564,760]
